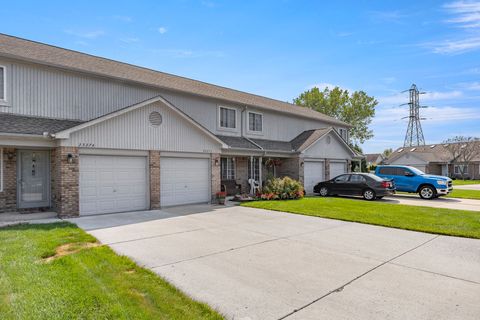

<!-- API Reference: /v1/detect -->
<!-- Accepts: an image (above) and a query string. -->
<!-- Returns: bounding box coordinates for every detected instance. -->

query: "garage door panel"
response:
[304,161,324,195]
[161,157,210,207]
[330,162,347,179]
[80,155,148,215]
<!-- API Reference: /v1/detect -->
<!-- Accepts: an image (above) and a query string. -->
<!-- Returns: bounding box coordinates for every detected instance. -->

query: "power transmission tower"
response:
[402,84,427,147]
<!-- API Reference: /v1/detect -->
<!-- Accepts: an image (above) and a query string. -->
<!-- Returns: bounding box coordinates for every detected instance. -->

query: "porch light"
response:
[300,161,304,167]
[6,150,15,160]
[214,158,219,166]
[67,153,74,163]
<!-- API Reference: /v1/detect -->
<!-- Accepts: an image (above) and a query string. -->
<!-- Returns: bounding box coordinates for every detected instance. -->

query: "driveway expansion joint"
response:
[277,234,440,320]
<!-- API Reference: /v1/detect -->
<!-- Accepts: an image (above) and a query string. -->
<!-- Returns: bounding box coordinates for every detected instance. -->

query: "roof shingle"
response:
[0,113,84,135]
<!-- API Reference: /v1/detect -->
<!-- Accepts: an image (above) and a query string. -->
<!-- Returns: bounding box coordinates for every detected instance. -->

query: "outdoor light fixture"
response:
[67,153,74,163]
[6,151,15,160]
[300,161,304,167]
[215,158,219,166]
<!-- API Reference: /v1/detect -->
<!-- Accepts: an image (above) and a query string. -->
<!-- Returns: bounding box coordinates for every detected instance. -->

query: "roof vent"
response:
[398,148,404,153]
[410,148,416,152]
[430,145,436,148]
[149,111,162,126]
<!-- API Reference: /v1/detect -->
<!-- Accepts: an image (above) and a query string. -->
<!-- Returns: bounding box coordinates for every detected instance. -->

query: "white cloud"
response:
[444,1,480,28]
[373,105,480,124]
[158,27,167,34]
[428,36,480,54]
[65,29,105,39]
[378,90,462,105]
[465,81,480,90]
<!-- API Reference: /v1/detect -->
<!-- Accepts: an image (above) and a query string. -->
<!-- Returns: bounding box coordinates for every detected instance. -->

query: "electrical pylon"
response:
[402,84,427,147]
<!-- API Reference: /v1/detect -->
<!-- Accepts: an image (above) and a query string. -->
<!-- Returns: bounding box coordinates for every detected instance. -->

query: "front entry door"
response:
[18,150,50,208]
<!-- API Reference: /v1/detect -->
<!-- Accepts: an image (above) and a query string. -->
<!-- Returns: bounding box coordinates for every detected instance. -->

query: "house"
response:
[385,143,480,179]
[365,153,384,167]
[0,34,357,217]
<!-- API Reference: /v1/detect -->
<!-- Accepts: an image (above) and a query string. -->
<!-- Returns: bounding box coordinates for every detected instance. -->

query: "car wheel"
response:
[419,186,436,200]
[319,186,329,197]
[363,189,376,201]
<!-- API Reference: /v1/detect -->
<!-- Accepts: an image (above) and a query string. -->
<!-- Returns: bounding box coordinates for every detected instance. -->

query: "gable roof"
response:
[386,142,480,164]
[55,95,227,147]
[365,153,383,163]
[0,113,83,136]
[217,127,358,156]
[0,33,350,127]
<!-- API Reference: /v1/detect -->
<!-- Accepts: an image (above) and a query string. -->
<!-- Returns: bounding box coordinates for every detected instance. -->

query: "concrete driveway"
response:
[381,194,480,211]
[69,205,480,320]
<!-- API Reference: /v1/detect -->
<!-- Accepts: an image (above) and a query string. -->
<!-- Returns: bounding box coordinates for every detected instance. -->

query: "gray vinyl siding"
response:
[304,133,352,160]
[0,57,349,142]
[62,102,221,153]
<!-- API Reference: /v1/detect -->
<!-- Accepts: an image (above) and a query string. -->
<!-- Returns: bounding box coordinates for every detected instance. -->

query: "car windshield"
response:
[408,167,425,175]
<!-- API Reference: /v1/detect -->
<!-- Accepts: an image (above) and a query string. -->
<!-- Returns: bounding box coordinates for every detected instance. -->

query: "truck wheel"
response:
[363,189,376,201]
[419,186,436,200]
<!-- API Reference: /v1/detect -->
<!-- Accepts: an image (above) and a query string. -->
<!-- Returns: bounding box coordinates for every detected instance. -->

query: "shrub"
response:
[259,177,304,200]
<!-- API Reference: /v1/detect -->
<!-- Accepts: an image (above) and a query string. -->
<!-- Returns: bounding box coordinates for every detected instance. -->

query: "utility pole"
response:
[402,84,427,147]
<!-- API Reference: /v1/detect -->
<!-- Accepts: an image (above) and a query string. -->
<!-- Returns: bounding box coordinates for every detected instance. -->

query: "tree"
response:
[382,148,393,158]
[443,136,480,180]
[293,86,377,146]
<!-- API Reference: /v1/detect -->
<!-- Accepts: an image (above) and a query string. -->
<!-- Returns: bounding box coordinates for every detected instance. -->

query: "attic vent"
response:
[398,148,404,153]
[326,136,331,144]
[430,145,436,148]
[410,148,416,152]
[149,111,162,126]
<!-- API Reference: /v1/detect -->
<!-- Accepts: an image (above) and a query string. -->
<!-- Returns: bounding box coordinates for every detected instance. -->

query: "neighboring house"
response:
[365,153,384,167]
[0,34,357,216]
[385,144,480,179]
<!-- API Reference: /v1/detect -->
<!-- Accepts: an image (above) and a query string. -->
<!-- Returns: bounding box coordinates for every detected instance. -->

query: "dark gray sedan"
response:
[313,173,396,200]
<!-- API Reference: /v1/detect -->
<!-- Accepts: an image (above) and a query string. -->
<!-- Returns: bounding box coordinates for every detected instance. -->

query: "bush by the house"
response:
[259,177,304,200]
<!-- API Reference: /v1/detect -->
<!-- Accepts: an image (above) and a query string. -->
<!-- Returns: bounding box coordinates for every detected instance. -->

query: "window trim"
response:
[218,105,237,131]
[247,111,263,134]
[0,65,6,103]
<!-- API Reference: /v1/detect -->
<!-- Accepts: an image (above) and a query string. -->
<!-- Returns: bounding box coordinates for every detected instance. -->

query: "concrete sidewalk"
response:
[382,194,480,211]
[68,205,480,320]
[455,184,480,191]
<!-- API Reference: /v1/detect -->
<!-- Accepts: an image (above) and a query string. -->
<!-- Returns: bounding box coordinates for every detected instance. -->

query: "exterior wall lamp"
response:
[67,153,74,163]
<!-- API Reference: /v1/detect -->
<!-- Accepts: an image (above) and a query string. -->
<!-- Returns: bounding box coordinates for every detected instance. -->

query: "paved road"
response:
[381,194,480,211]
[455,184,480,191]
[69,205,480,320]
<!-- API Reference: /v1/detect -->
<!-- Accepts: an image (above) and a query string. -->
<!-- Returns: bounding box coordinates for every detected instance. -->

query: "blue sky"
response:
[2,0,480,153]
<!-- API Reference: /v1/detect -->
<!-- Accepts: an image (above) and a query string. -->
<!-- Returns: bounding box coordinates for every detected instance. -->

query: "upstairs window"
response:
[338,128,347,140]
[248,112,263,132]
[0,66,5,101]
[219,106,236,129]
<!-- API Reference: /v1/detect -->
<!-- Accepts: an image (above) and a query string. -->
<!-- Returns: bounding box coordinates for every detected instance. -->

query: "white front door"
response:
[160,157,210,207]
[304,161,324,194]
[79,155,148,215]
[330,161,347,179]
[18,150,50,208]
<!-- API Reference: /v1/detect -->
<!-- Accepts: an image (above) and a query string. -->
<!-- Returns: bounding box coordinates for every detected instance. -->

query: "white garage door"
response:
[80,155,148,215]
[161,157,210,207]
[304,161,324,194]
[330,161,347,179]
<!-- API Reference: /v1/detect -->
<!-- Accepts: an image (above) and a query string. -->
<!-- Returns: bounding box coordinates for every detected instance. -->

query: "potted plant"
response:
[216,191,227,205]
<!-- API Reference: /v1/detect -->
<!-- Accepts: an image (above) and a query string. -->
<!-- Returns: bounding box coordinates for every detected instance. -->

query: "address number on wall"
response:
[78,143,95,148]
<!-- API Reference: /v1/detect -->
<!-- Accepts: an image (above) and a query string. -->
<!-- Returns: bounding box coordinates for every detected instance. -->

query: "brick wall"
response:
[325,159,331,180]
[0,148,17,213]
[211,153,221,201]
[149,151,161,209]
[52,147,79,217]
[278,157,301,181]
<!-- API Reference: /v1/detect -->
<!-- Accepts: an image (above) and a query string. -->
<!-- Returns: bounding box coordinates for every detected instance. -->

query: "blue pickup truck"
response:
[375,165,453,199]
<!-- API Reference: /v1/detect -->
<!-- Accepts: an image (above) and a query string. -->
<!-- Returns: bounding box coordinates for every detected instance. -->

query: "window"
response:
[221,158,235,180]
[338,128,347,140]
[378,167,396,175]
[248,112,263,132]
[0,65,5,101]
[334,174,350,182]
[349,175,366,183]
[454,165,468,175]
[219,106,236,129]
[248,157,260,181]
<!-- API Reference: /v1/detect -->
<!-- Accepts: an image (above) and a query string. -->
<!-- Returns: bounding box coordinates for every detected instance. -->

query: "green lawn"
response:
[447,189,480,200]
[242,197,480,239]
[0,222,223,320]
[453,180,480,186]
